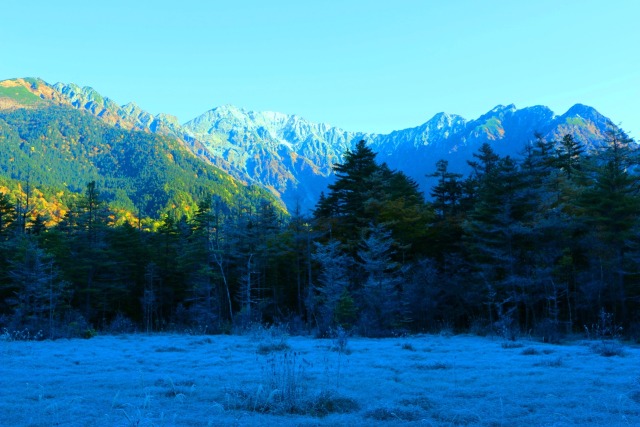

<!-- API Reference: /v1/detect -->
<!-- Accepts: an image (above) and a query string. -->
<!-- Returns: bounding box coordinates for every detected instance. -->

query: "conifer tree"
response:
[284,202,313,318]
[555,134,585,180]
[429,159,463,220]
[464,151,536,329]
[179,199,220,329]
[0,193,16,238]
[315,140,379,248]
[310,239,352,334]
[579,126,640,316]
[426,159,465,263]
[315,140,429,259]
[357,224,405,335]
[7,237,70,338]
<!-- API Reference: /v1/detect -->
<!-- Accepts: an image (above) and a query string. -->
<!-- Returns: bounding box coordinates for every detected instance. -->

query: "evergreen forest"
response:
[1,124,640,342]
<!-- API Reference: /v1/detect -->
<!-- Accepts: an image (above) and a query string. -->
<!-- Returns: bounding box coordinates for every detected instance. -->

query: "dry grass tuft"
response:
[534,356,564,367]
[399,396,435,411]
[256,341,290,355]
[501,341,524,349]
[307,390,360,417]
[255,324,291,355]
[365,406,423,421]
[401,342,416,351]
[414,361,450,370]
[590,340,625,357]
[154,346,186,353]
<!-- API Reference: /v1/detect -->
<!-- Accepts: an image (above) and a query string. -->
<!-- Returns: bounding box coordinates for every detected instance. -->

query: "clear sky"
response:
[1,0,638,137]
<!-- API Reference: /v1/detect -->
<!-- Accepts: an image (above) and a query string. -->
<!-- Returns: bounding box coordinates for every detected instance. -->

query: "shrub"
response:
[0,327,44,342]
[83,328,97,339]
[260,351,306,413]
[437,320,454,337]
[469,318,491,336]
[107,313,136,334]
[331,326,350,354]
[255,324,290,355]
[534,318,565,344]
[591,340,625,357]
[584,308,623,340]
[584,309,625,357]
[494,310,519,341]
[307,390,359,417]
[59,310,95,339]
[223,351,359,417]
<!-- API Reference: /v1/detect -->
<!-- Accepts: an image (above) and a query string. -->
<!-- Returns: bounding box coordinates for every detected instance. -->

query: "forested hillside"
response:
[1,124,639,341]
[0,105,280,224]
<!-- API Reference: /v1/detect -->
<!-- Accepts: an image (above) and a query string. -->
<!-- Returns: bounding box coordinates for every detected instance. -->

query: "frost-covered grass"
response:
[1,332,639,426]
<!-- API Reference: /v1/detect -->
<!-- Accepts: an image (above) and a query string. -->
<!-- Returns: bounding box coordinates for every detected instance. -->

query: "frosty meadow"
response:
[1,329,639,426]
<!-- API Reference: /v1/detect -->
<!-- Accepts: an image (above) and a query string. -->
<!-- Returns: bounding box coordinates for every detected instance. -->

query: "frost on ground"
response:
[0,332,639,426]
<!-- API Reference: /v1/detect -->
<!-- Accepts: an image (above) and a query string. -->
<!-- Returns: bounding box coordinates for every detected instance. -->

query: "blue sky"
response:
[2,0,638,137]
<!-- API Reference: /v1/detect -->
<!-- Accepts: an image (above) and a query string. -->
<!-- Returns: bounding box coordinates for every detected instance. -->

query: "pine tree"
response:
[0,193,16,238]
[463,152,536,330]
[58,181,121,326]
[519,136,579,330]
[310,239,352,334]
[429,159,463,220]
[7,237,70,338]
[314,140,429,259]
[579,126,640,318]
[357,224,405,335]
[315,140,379,248]
[426,159,465,264]
[554,134,585,181]
[179,199,221,329]
[284,202,313,318]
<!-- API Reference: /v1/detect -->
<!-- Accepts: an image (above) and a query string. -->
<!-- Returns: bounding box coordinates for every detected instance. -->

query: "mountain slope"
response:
[0,103,279,221]
[0,78,620,212]
[372,103,612,186]
[183,105,371,209]
[184,102,615,210]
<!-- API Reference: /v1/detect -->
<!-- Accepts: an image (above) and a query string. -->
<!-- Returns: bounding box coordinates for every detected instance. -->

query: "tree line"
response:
[1,127,639,340]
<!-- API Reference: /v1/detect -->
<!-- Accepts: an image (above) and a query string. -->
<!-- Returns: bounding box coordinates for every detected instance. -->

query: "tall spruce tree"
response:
[579,126,640,318]
[314,140,429,259]
[315,140,379,248]
[464,150,537,329]
[429,159,463,220]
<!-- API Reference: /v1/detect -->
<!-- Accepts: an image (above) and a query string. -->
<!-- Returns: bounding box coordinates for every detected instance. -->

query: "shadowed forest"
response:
[1,126,639,342]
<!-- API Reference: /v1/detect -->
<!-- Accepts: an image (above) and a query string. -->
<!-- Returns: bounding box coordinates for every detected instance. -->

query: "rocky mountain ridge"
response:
[0,77,617,211]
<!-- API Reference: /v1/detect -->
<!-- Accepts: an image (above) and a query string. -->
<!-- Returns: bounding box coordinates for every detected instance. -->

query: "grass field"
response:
[1,331,638,426]
[0,85,43,106]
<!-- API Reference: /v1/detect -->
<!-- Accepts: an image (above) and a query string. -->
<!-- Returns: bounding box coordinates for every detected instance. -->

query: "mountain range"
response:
[0,77,618,213]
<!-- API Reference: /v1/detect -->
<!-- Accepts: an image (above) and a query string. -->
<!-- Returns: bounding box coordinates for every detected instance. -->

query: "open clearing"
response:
[1,332,639,426]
